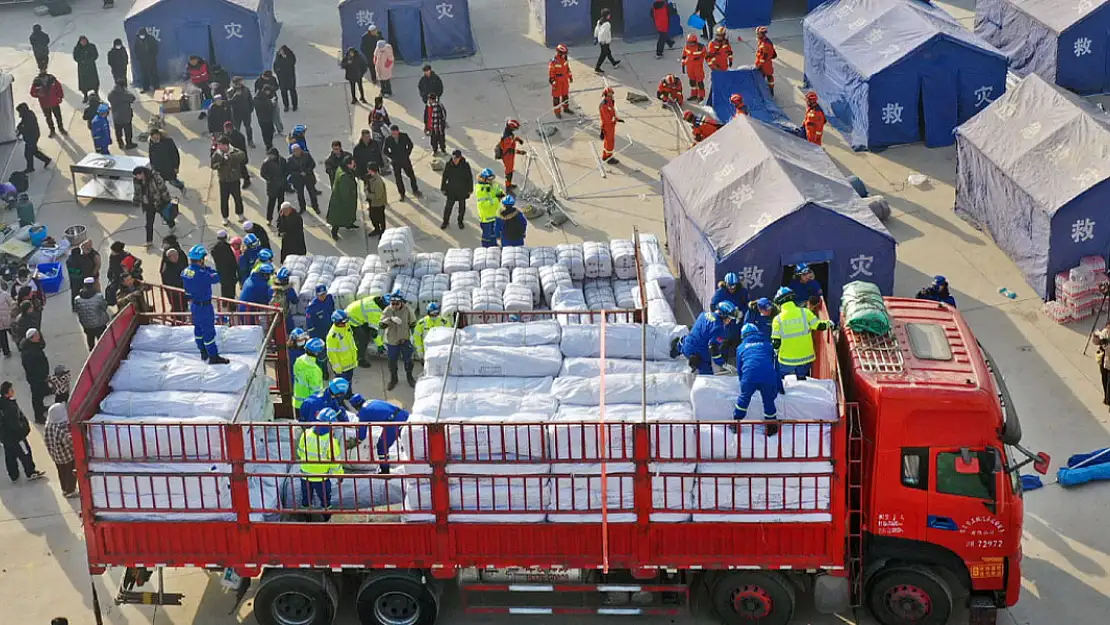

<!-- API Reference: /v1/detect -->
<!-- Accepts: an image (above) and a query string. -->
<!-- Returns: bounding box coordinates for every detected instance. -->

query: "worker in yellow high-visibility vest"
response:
[297,408,347,510]
[770,286,834,381]
[326,309,358,386]
[293,338,326,419]
[345,293,385,367]
[412,302,451,360]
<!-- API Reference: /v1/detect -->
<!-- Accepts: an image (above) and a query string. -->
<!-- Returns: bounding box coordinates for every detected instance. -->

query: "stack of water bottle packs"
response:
[1043,255,1109,324]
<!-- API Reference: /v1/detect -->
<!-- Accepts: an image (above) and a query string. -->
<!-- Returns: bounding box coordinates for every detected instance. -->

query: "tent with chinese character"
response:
[124,0,279,79]
[975,0,1110,95]
[530,0,593,46]
[708,67,801,136]
[955,74,1110,300]
[718,0,827,29]
[802,0,1007,150]
[660,114,896,320]
[339,0,475,62]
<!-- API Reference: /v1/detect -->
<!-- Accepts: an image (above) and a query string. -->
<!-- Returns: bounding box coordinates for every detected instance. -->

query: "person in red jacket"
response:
[755,26,777,96]
[803,91,827,146]
[549,44,574,118]
[683,110,721,144]
[707,26,733,71]
[681,33,707,102]
[650,1,676,59]
[29,70,65,137]
[599,87,623,165]
[187,55,213,101]
[657,73,684,107]
[731,94,749,118]
[496,119,525,187]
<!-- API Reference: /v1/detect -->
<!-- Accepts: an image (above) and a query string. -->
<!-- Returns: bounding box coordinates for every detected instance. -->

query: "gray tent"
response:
[0,72,15,145]
[955,74,1110,299]
[661,115,896,319]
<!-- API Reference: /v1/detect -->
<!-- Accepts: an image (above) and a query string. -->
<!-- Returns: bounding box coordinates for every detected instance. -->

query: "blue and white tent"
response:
[803,0,1007,150]
[529,0,593,46]
[717,0,826,29]
[339,0,474,62]
[124,0,279,79]
[955,74,1110,300]
[708,67,801,137]
[661,115,896,320]
[976,0,1110,95]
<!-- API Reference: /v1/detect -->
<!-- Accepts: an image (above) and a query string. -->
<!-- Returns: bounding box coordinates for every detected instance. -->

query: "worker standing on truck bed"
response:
[771,286,833,380]
[181,245,230,365]
[306,285,336,340]
[297,408,346,515]
[733,323,780,437]
[743,297,777,338]
[293,338,326,419]
[349,394,409,473]
[299,378,351,423]
[670,301,738,374]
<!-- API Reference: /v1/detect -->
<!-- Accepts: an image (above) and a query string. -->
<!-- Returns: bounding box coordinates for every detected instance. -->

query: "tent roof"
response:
[661,115,893,260]
[956,73,1110,213]
[1002,0,1110,35]
[806,0,1005,78]
[128,0,262,18]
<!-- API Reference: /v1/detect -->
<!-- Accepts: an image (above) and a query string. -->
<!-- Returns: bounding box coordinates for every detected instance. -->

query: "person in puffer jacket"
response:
[670,301,737,374]
[733,323,780,436]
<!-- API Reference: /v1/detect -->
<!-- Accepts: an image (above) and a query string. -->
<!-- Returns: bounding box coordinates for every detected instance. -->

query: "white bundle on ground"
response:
[633,280,677,325]
[334,256,362,277]
[529,246,557,268]
[550,286,587,325]
[393,274,421,304]
[418,274,450,311]
[130,325,265,354]
[501,246,530,271]
[511,267,541,306]
[611,279,638,309]
[556,243,586,280]
[415,376,555,398]
[559,323,682,360]
[450,270,479,291]
[404,412,552,461]
[412,252,445,278]
[377,226,414,267]
[694,466,831,516]
[560,357,691,376]
[552,373,693,406]
[443,248,472,274]
[423,344,563,378]
[357,273,393,298]
[480,268,511,294]
[389,264,415,278]
[328,275,361,310]
[402,463,550,522]
[548,403,698,463]
[425,321,561,349]
[539,264,573,304]
[639,234,665,265]
[469,287,504,323]
[645,264,676,305]
[112,357,254,393]
[698,423,835,460]
[441,289,473,316]
[609,239,638,280]
[583,280,617,310]
[471,247,502,272]
[691,376,838,422]
[361,254,386,276]
[583,242,613,279]
[503,283,534,312]
[547,465,695,522]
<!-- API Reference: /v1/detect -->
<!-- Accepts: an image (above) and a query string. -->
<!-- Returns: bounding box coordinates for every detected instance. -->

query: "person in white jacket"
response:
[593,9,621,73]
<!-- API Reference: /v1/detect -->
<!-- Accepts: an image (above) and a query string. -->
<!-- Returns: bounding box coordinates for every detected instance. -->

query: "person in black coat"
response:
[418,65,445,104]
[273,45,298,111]
[439,149,472,229]
[260,148,288,223]
[695,0,717,39]
[29,25,50,71]
[352,129,383,178]
[360,26,383,84]
[147,129,184,190]
[341,47,368,104]
[159,247,187,312]
[221,120,251,188]
[254,85,279,151]
[15,104,51,174]
[287,145,319,213]
[228,76,256,148]
[73,36,100,103]
[134,28,159,92]
[277,202,307,261]
[324,141,352,183]
[0,381,44,481]
[19,329,51,423]
[209,231,239,301]
[255,70,279,95]
[107,39,129,84]
[382,125,421,200]
[206,96,233,136]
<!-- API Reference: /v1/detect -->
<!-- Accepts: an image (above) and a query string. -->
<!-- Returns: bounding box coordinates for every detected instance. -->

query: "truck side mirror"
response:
[955,447,980,474]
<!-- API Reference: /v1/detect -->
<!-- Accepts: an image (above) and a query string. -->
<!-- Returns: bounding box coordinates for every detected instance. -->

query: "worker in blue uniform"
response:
[253,248,274,275]
[711,272,749,361]
[733,323,781,437]
[788,262,823,308]
[916,275,957,307]
[670,300,738,374]
[239,263,275,308]
[743,297,777,338]
[299,377,352,423]
[237,233,262,285]
[349,393,410,474]
[271,267,299,331]
[306,285,336,340]
[181,245,230,365]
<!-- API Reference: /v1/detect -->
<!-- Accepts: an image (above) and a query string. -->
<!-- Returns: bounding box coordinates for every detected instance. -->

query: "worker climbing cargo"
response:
[683,110,722,144]
[181,244,229,365]
[349,394,410,473]
[754,26,777,96]
[706,26,733,71]
[670,300,738,374]
[680,33,707,102]
[804,92,827,146]
[771,286,833,380]
[297,408,352,515]
[549,44,574,118]
[731,94,748,118]
[788,262,824,307]
[657,73,684,107]
[733,323,781,437]
[495,119,525,187]
[599,86,623,165]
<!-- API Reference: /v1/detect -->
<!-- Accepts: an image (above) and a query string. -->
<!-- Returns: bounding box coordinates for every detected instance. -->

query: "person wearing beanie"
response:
[72,277,110,350]
[210,230,239,304]
[19,328,51,422]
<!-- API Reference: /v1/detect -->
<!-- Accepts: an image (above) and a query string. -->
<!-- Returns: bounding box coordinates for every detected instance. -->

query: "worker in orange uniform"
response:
[707,26,733,71]
[754,26,777,96]
[803,92,827,146]
[683,111,722,144]
[549,44,574,118]
[731,94,749,118]
[657,73,684,107]
[599,86,623,165]
[681,33,707,103]
[496,119,525,187]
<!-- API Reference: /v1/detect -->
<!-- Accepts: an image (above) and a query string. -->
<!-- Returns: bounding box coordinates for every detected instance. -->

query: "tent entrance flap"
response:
[389,7,423,62]
[177,23,214,70]
[920,72,958,148]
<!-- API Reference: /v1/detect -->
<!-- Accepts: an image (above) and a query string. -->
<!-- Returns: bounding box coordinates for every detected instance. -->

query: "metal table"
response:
[70,153,150,203]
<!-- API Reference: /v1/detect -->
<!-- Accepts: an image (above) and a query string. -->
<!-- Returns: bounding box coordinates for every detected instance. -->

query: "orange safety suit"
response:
[498,133,525,184]
[707,38,733,71]
[804,103,827,146]
[657,76,684,106]
[599,96,620,160]
[549,55,573,115]
[755,37,777,93]
[691,116,722,143]
[681,42,707,101]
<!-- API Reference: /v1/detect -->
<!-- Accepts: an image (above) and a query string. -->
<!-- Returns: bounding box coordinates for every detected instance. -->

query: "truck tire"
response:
[254,570,339,625]
[867,565,953,625]
[355,573,440,625]
[710,571,796,625]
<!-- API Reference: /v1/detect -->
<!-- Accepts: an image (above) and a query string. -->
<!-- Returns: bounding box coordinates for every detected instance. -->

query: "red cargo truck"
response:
[71,290,1047,625]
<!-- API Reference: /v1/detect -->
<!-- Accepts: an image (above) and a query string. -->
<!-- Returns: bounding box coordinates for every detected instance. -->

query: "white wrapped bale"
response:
[632,279,676,325]
[334,256,362,277]
[501,246,530,271]
[611,279,638,309]
[130,325,265,354]
[471,287,505,323]
[539,264,573,304]
[419,274,451,312]
[639,233,665,265]
[610,239,638,280]
[550,285,587,325]
[503,283,534,312]
[560,357,691,376]
[389,264,414,278]
[583,242,613,279]
[423,344,563,377]
[556,243,586,280]
[441,289,473,316]
[328,275,361,310]
[424,320,561,349]
[691,376,838,423]
[552,373,693,406]
[361,254,386,276]
[645,263,676,305]
[471,247,502,272]
[112,357,254,393]
[511,267,541,306]
[283,255,311,280]
[548,403,698,463]
[412,252,445,279]
[393,274,421,304]
[415,376,555,397]
[357,273,393,298]
[377,227,414,267]
[583,280,617,311]
[480,268,511,294]
[450,270,480,291]
[443,248,472,274]
[559,323,683,360]
[529,246,557,268]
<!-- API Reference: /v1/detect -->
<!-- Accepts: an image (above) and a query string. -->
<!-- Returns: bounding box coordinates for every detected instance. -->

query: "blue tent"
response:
[529,0,593,46]
[623,0,661,41]
[803,0,1007,150]
[339,0,474,62]
[661,115,896,320]
[955,75,1110,300]
[124,0,279,79]
[717,0,825,29]
[976,0,1110,95]
[708,67,801,136]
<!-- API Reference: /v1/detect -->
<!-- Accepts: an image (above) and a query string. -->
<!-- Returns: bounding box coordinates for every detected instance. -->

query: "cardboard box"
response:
[160,87,182,114]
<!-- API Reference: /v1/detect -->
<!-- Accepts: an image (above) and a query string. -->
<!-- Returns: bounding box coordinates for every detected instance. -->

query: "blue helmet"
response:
[501,195,516,207]
[97,103,109,114]
[258,248,274,262]
[933,275,948,286]
[258,263,275,275]
[328,377,350,395]
[331,309,349,324]
[388,289,406,303]
[741,323,760,339]
[187,244,207,261]
[795,262,812,275]
[314,408,337,434]
[243,233,260,249]
[723,272,741,288]
[293,124,307,135]
[349,393,366,408]
[774,286,794,304]
[508,314,521,322]
[715,300,738,318]
[305,338,325,355]
[426,302,440,315]
[756,297,773,311]
[315,284,328,295]
[290,327,306,341]
[276,267,291,282]
[479,168,495,180]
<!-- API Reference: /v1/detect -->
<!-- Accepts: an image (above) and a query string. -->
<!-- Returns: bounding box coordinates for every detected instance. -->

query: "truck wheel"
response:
[355,574,439,625]
[710,571,796,625]
[867,565,953,625]
[254,570,339,625]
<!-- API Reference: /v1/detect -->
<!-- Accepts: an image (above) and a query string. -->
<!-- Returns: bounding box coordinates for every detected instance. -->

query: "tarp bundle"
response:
[841,281,891,335]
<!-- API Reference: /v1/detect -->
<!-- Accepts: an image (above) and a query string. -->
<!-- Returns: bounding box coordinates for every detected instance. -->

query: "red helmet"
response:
[665,73,678,83]
[730,94,744,105]
[756,26,768,36]
[506,119,520,130]
[686,33,698,44]
[602,86,614,96]
[683,111,695,122]
[556,43,568,55]
[805,91,819,103]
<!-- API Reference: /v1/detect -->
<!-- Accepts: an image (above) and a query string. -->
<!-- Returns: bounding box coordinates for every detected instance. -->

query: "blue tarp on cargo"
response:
[125,0,280,79]
[661,115,896,320]
[803,0,1007,150]
[708,67,801,136]
[339,0,474,61]
[976,0,1110,95]
[955,74,1110,300]
[530,0,593,46]
[716,0,826,29]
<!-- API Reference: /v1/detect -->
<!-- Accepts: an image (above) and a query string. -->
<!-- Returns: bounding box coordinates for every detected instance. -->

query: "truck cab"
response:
[840,297,1046,625]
